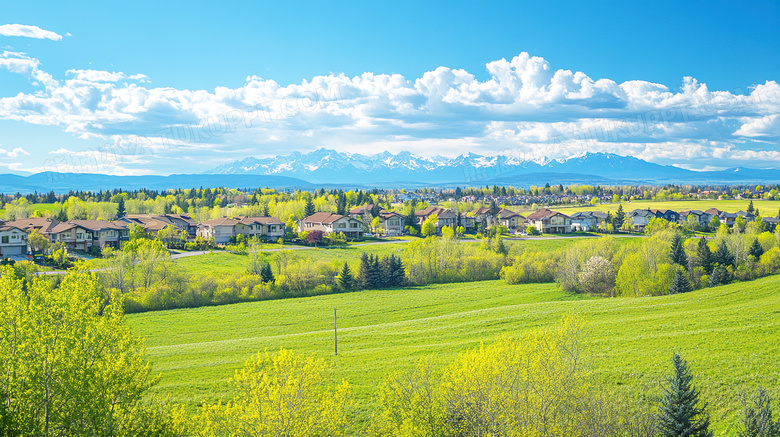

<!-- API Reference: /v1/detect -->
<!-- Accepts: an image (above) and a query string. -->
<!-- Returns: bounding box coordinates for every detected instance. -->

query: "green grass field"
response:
[525,199,780,216]
[129,275,780,435]
[173,237,622,276]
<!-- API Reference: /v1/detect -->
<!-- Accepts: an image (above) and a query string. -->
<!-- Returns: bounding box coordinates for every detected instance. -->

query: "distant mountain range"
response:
[3,149,780,194]
[204,148,780,186]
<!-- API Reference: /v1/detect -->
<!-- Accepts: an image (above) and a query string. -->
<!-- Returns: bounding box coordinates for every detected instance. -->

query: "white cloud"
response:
[0,51,779,172]
[0,24,62,41]
[0,147,30,158]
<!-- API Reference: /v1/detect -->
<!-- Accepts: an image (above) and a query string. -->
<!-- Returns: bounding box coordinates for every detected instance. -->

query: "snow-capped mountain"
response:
[204,148,703,185]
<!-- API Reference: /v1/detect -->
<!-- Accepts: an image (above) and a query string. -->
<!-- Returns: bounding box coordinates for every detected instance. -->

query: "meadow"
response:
[129,274,780,435]
[172,237,617,275]
[541,198,780,215]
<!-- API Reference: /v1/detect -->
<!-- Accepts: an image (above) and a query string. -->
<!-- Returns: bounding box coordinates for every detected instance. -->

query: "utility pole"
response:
[334,307,338,356]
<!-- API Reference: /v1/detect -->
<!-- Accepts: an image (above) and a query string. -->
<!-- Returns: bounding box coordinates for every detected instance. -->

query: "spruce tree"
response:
[304,197,316,217]
[262,203,270,217]
[657,353,713,437]
[357,252,371,289]
[614,204,625,229]
[670,269,693,294]
[338,262,353,290]
[260,263,275,283]
[116,197,126,218]
[715,241,736,267]
[739,388,779,437]
[404,205,418,232]
[369,255,382,288]
[697,237,714,274]
[670,234,689,268]
[391,255,406,286]
[747,201,755,215]
[748,239,765,259]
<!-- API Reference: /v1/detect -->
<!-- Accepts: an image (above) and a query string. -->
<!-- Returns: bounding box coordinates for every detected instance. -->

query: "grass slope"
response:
[129,277,779,434]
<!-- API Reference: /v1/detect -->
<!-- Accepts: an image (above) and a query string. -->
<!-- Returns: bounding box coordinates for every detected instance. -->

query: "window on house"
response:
[1,236,8,244]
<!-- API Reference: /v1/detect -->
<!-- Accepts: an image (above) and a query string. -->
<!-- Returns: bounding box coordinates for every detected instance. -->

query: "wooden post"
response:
[334,307,338,356]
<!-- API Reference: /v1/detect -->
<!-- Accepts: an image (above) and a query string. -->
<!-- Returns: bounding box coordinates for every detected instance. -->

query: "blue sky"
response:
[1,0,779,176]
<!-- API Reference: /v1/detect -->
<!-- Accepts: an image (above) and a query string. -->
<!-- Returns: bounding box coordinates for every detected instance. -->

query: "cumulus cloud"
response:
[0,147,30,158]
[0,50,779,172]
[0,24,62,41]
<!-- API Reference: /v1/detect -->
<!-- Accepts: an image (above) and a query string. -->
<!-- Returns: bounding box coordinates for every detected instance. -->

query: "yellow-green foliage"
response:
[372,316,592,436]
[191,349,351,437]
[0,268,158,435]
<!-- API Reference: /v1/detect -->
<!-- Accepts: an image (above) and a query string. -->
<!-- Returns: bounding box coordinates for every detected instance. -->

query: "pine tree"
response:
[697,237,714,274]
[116,197,126,218]
[709,264,732,287]
[369,255,383,288]
[338,262,353,290]
[260,263,275,283]
[748,238,765,259]
[495,238,508,256]
[262,203,270,217]
[390,255,406,286]
[670,234,689,268]
[670,269,693,294]
[715,241,736,267]
[404,205,418,232]
[739,388,779,437]
[657,353,713,437]
[304,197,316,217]
[747,201,755,215]
[614,204,625,229]
[56,207,68,222]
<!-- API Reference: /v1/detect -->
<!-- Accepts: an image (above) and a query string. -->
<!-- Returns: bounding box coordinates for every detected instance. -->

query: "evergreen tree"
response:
[709,264,732,287]
[357,252,371,289]
[116,197,126,218]
[614,203,625,229]
[714,241,736,267]
[338,262,353,290]
[369,255,383,288]
[748,238,765,259]
[739,388,779,437]
[670,234,689,268]
[390,255,406,286]
[262,203,270,217]
[404,205,418,231]
[670,269,693,294]
[56,207,68,222]
[747,200,755,215]
[304,196,316,217]
[260,263,275,283]
[495,238,508,256]
[657,353,713,437]
[697,237,714,274]
[489,200,500,220]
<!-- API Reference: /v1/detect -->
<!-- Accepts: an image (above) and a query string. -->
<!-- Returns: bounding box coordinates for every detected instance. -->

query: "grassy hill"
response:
[128,275,780,435]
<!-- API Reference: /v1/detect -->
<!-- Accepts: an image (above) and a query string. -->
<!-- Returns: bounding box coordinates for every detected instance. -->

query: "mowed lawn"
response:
[129,275,780,435]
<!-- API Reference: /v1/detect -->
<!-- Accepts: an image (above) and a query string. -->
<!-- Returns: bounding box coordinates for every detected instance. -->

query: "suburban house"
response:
[376,210,404,236]
[49,220,128,251]
[679,210,715,228]
[706,208,755,226]
[525,208,572,234]
[348,204,374,220]
[298,212,364,239]
[233,216,285,240]
[496,209,525,231]
[0,225,28,257]
[570,211,607,231]
[119,214,197,237]
[415,206,456,233]
[197,218,240,244]
[4,217,60,237]
[627,209,680,231]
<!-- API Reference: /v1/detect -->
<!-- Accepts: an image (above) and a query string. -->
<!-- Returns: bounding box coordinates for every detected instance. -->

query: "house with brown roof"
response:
[197,217,240,244]
[120,214,197,237]
[376,210,404,236]
[0,225,28,257]
[234,216,285,240]
[298,212,363,239]
[49,220,127,251]
[525,208,572,234]
[415,206,457,233]
[4,217,60,236]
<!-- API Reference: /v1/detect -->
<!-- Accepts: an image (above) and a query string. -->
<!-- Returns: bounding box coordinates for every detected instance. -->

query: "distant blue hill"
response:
[3,151,780,194]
